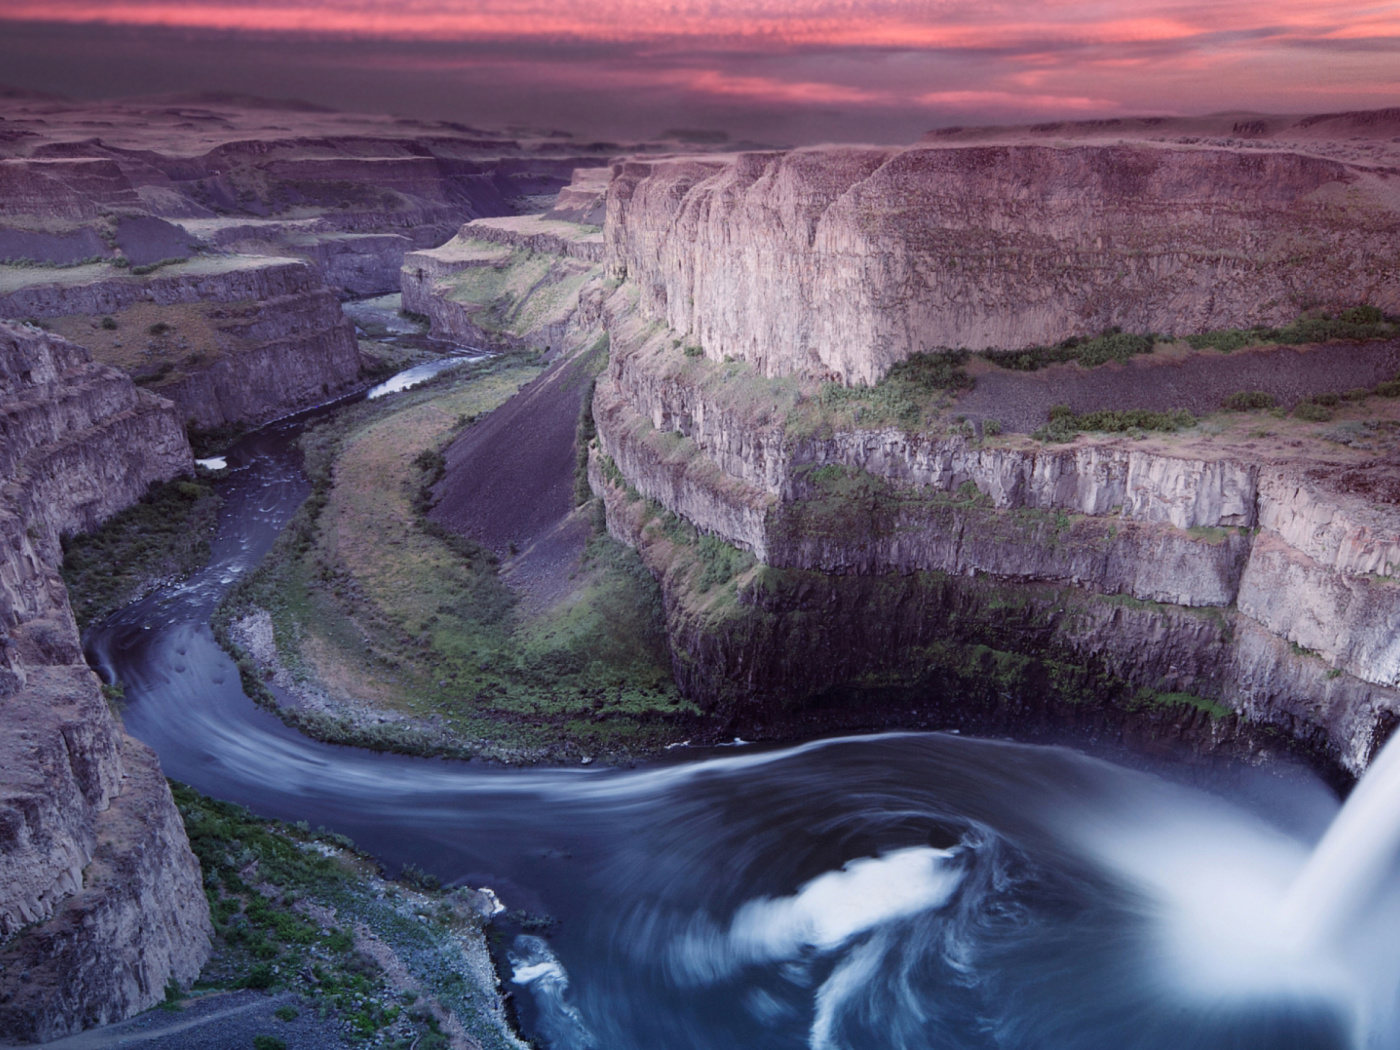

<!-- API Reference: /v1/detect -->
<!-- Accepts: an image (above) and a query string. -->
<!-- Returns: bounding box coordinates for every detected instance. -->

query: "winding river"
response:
[86,374,1400,1050]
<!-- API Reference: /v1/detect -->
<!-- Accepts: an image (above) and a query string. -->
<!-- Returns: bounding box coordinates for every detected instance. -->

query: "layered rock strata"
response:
[402,215,605,353]
[605,145,1400,384]
[0,322,210,1042]
[592,289,1400,775]
[0,257,363,429]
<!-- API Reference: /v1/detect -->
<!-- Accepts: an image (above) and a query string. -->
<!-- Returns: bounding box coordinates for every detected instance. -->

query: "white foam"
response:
[195,456,227,470]
[731,846,963,959]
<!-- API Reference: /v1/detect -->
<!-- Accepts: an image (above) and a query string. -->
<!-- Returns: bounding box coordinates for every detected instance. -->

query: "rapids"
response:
[85,376,1400,1050]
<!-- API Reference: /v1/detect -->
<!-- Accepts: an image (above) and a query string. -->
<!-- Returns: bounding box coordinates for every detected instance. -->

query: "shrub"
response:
[1187,329,1260,353]
[1312,391,1341,407]
[1222,391,1276,411]
[253,1037,287,1050]
[100,316,117,330]
[242,964,276,990]
[984,328,1155,371]
[1034,405,1196,442]
[1376,379,1400,398]
[274,1005,299,1022]
[1293,402,1333,422]
[148,321,173,336]
[982,419,1002,436]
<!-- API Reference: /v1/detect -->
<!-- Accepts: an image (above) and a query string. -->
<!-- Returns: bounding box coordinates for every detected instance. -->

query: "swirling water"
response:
[85,385,1400,1050]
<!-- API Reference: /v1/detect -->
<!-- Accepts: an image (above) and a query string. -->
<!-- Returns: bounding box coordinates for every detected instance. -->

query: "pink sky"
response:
[0,1,1396,140]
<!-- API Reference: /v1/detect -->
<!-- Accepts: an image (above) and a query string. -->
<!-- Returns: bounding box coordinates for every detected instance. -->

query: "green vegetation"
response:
[129,256,190,277]
[982,329,1156,372]
[215,354,688,761]
[1187,306,1397,352]
[1223,391,1276,411]
[1033,404,1196,443]
[173,783,519,1050]
[817,350,973,428]
[1293,402,1334,423]
[59,477,221,628]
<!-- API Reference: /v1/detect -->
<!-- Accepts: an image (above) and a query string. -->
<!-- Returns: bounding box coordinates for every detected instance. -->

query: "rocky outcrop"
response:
[591,280,1400,773]
[0,322,210,1042]
[545,166,610,226]
[605,145,1400,384]
[0,257,364,429]
[402,216,605,353]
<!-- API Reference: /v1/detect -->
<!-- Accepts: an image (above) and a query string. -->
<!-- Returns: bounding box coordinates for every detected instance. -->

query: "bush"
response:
[1312,391,1341,407]
[982,418,1002,436]
[1376,379,1400,398]
[149,321,173,336]
[253,1037,287,1050]
[1034,405,1196,442]
[1222,391,1276,411]
[1293,402,1333,422]
[984,328,1155,372]
[242,964,276,990]
[100,316,117,330]
[1187,329,1261,353]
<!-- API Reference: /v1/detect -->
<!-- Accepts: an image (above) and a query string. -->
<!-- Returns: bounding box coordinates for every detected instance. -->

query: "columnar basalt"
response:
[605,145,1400,384]
[0,322,210,1042]
[590,140,1400,774]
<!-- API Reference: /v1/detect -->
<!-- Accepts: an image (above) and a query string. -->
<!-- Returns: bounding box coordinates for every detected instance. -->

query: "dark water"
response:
[85,386,1400,1050]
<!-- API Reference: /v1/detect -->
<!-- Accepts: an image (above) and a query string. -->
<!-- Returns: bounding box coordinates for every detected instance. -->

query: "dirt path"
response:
[22,990,353,1050]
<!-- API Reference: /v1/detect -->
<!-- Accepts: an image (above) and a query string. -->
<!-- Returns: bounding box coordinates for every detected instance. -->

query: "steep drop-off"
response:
[0,256,364,429]
[590,135,1400,776]
[0,322,210,1042]
[0,96,620,296]
[606,145,1400,384]
[402,214,605,354]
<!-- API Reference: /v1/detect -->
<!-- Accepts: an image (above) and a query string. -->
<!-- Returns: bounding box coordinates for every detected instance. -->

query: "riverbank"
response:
[209,348,693,764]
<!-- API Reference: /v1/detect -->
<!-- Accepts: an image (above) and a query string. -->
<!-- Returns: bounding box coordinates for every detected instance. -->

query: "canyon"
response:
[0,321,208,1041]
[584,115,1400,777]
[3,99,1400,1043]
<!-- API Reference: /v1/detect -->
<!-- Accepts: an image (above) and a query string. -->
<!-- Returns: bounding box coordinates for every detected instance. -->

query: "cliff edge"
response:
[0,322,210,1042]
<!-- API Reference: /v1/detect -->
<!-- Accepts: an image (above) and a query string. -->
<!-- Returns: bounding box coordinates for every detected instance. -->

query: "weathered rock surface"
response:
[0,322,210,1042]
[606,145,1400,384]
[402,215,605,353]
[0,257,363,429]
[592,277,1400,773]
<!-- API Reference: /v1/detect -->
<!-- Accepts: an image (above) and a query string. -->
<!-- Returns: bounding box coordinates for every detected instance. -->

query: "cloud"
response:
[0,2,1395,142]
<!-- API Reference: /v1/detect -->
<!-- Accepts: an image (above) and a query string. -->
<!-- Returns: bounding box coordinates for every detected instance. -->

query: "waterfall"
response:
[1282,731,1400,950]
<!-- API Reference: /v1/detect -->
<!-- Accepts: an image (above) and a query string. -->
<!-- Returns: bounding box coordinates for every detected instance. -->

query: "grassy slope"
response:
[222,354,687,761]
[172,783,522,1050]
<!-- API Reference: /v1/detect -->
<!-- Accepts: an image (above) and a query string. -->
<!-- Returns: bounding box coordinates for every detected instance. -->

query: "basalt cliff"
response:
[0,321,209,1041]
[581,131,1400,776]
[606,143,1400,385]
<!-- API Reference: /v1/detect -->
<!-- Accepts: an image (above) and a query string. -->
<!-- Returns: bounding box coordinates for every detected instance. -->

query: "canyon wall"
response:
[0,257,364,429]
[0,322,210,1041]
[592,278,1400,775]
[402,215,606,354]
[605,146,1400,384]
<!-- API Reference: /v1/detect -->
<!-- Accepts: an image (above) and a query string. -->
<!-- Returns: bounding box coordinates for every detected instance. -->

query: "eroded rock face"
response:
[0,322,210,1042]
[606,145,1400,384]
[402,215,606,353]
[0,258,363,429]
[591,287,1400,774]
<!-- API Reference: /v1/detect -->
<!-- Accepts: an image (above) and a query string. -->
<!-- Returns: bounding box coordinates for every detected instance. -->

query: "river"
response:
[84,373,1400,1050]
